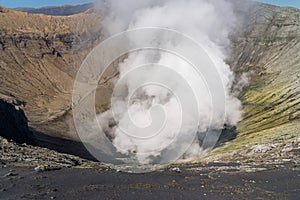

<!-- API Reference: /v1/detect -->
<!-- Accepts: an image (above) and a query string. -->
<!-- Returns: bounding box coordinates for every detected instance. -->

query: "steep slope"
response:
[0,7,103,139]
[203,3,300,163]
[233,3,300,134]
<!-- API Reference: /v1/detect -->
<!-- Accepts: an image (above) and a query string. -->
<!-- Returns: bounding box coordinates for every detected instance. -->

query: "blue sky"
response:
[0,0,299,8]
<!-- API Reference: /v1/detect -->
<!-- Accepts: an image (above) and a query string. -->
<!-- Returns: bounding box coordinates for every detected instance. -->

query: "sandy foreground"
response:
[0,162,299,200]
[1,133,300,200]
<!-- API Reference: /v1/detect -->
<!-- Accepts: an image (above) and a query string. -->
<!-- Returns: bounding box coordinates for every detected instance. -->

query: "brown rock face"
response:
[0,99,34,144]
[0,9,104,139]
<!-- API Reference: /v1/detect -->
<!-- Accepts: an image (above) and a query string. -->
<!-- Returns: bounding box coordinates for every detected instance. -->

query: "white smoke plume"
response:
[94,0,243,164]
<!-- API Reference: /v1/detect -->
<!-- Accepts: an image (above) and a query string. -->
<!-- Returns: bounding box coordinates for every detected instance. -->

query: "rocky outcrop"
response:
[0,134,107,169]
[0,99,34,144]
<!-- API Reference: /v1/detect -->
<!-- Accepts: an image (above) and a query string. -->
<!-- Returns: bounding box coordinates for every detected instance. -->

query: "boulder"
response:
[0,99,34,144]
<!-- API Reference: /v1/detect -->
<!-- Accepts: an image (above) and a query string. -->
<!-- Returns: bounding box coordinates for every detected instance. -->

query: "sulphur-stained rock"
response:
[203,3,300,163]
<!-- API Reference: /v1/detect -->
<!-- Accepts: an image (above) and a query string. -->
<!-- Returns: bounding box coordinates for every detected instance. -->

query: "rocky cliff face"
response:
[0,99,34,144]
[232,3,300,134]
[205,3,300,163]
[0,2,299,165]
[0,7,104,139]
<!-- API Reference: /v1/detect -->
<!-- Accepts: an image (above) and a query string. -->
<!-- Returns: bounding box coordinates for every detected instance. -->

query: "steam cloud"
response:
[94,0,243,164]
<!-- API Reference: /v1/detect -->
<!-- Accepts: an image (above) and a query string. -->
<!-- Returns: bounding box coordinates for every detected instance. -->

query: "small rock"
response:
[282,159,292,162]
[281,146,293,153]
[50,196,56,199]
[4,172,17,177]
[252,144,273,153]
[171,167,181,173]
[34,165,46,172]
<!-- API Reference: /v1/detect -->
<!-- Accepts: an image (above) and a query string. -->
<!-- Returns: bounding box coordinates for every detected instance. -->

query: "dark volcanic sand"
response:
[0,166,299,200]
